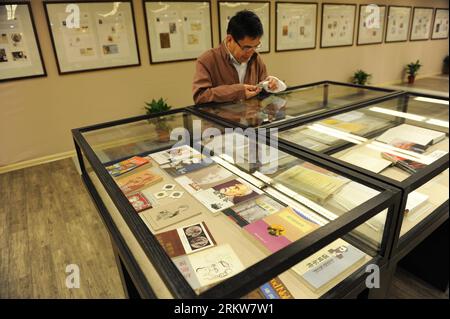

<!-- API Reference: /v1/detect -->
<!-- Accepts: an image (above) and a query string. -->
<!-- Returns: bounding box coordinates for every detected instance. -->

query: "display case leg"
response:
[111,242,141,299]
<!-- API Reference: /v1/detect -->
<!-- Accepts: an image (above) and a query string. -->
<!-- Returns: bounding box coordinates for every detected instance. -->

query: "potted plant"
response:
[443,55,449,75]
[144,98,172,142]
[352,69,372,86]
[406,60,422,84]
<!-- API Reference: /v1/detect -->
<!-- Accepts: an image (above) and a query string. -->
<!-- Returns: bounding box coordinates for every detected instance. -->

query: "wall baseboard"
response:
[0,150,75,175]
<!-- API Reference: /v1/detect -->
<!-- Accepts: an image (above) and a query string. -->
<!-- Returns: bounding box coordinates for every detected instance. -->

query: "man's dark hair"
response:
[226,10,263,41]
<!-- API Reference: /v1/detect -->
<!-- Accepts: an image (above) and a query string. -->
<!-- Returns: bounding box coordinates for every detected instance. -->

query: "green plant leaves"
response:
[144,97,172,114]
[406,60,422,76]
[352,69,371,85]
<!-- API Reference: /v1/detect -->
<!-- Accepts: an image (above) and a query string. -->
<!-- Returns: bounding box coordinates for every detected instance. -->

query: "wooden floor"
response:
[388,268,449,299]
[0,159,125,298]
[0,159,447,299]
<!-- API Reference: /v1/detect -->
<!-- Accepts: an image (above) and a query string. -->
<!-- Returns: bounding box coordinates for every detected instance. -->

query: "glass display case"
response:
[276,93,449,292]
[72,108,401,299]
[190,80,401,129]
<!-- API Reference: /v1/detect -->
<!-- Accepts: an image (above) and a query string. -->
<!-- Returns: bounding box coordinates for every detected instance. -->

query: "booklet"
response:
[291,239,366,293]
[172,244,244,291]
[105,156,150,177]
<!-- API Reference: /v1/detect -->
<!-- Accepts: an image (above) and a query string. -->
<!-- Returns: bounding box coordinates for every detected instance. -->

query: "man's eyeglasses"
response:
[233,37,262,52]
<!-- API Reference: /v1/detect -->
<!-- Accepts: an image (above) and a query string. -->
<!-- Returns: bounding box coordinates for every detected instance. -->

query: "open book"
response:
[377,124,446,148]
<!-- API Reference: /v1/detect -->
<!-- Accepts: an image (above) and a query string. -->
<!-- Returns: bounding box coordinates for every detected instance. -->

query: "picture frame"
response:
[218,1,270,53]
[0,2,46,82]
[275,2,318,52]
[431,8,449,40]
[357,4,386,45]
[144,1,213,64]
[44,1,140,74]
[409,7,433,41]
[385,5,412,43]
[320,3,356,48]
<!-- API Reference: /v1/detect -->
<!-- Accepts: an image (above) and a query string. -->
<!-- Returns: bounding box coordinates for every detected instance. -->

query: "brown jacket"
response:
[192,42,268,104]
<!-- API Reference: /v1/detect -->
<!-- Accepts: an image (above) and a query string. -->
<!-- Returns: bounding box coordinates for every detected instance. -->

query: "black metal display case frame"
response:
[272,92,449,293]
[72,107,401,299]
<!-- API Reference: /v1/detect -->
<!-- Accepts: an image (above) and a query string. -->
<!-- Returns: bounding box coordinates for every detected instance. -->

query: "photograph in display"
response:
[410,7,433,41]
[321,4,356,48]
[0,3,46,81]
[276,2,317,51]
[144,1,212,63]
[156,221,216,257]
[44,1,140,74]
[219,1,270,53]
[431,8,449,39]
[357,4,386,45]
[385,6,412,42]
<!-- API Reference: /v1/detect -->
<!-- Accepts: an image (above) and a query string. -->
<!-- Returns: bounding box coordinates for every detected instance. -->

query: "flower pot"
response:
[156,127,170,142]
[407,75,416,84]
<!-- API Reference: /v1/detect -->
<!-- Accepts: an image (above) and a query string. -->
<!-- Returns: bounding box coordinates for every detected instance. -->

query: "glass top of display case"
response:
[192,81,399,128]
[277,94,449,240]
[75,109,398,298]
[278,94,449,183]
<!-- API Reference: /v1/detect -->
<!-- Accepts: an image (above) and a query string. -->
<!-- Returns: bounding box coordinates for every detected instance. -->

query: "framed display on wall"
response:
[409,7,433,41]
[0,2,46,82]
[44,1,140,74]
[356,4,386,45]
[144,1,213,64]
[320,3,356,48]
[385,6,412,43]
[218,1,270,53]
[431,8,449,40]
[275,2,318,52]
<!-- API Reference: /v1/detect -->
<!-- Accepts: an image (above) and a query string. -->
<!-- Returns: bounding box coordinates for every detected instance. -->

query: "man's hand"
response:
[244,84,261,99]
[266,76,279,91]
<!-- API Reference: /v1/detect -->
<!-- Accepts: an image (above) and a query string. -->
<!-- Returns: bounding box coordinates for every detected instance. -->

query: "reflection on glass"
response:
[279,95,448,181]
[198,83,390,127]
[279,94,449,240]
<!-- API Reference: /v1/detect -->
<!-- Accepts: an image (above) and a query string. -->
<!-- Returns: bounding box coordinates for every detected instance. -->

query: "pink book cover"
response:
[244,219,291,253]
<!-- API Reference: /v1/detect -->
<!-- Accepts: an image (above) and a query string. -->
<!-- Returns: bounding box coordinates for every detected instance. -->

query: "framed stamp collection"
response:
[0,2,447,81]
[357,4,386,45]
[385,6,412,43]
[320,3,356,48]
[276,2,318,51]
[44,1,140,74]
[431,8,449,40]
[218,1,270,53]
[0,2,46,82]
[409,7,433,41]
[144,1,213,63]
